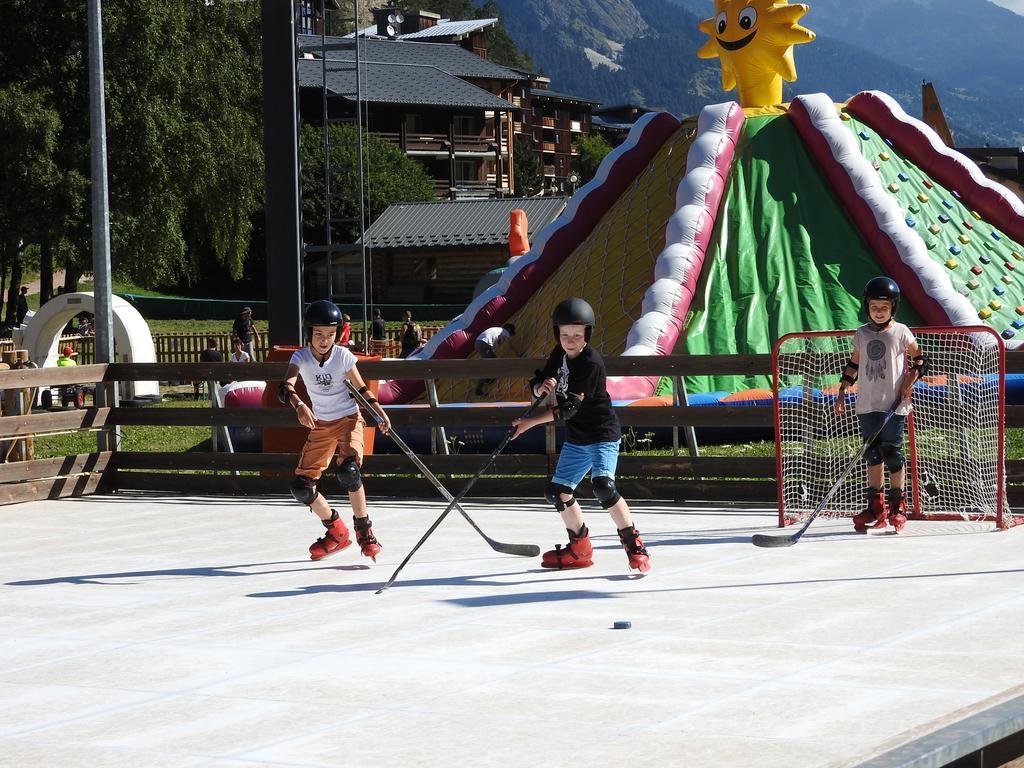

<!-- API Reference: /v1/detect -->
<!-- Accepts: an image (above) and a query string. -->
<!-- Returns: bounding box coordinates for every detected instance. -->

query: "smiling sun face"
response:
[698,0,815,108]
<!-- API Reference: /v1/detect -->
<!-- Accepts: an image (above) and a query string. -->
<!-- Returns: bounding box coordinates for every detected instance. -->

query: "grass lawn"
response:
[32,388,212,459]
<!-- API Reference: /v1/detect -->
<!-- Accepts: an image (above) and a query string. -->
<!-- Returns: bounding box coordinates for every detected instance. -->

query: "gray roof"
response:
[400,19,498,39]
[343,18,498,41]
[298,35,524,81]
[361,197,568,249]
[530,88,600,105]
[592,115,634,131]
[297,59,516,111]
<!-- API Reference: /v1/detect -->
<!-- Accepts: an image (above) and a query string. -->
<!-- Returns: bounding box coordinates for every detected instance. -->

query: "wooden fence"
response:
[0,326,445,365]
[1,353,1023,507]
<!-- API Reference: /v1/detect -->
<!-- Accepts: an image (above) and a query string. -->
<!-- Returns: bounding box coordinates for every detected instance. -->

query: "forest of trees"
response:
[0,1,545,316]
[0,1,265,316]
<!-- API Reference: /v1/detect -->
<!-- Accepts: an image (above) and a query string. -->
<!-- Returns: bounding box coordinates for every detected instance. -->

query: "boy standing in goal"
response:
[279,300,392,561]
[510,298,651,572]
[835,277,926,533]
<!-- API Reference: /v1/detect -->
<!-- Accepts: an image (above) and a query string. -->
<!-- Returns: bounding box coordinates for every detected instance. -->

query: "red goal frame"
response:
[772,325,1011,530]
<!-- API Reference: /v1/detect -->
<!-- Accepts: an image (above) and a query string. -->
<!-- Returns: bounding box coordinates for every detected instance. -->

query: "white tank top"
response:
[289,345,359,421]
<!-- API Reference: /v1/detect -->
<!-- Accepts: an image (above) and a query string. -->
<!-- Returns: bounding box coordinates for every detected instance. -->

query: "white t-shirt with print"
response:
[289,345,359,421]
[853,322,916,416]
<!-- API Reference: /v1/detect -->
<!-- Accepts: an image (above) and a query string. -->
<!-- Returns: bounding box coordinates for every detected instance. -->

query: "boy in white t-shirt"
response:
[834,277,925,533]
[279,300,392,561]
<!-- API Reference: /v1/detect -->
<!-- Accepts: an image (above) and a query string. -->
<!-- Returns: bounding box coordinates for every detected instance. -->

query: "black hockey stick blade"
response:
[343,380,540,559]
[751,532,797,548]
[753,396,904,549]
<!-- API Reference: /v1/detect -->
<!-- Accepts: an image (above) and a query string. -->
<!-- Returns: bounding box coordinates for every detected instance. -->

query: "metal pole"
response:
[354,0,369,340]
[87,0,120,450]
[261,0,304,347]
[320,0,333,302]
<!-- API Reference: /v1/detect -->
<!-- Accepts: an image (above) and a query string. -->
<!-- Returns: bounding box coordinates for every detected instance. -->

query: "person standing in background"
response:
[196,337,225,397]
[339,314,352,347]
[400,310,422,358]
[16,287,29,326]
[229,338,251,363]
[371,309,386,341]
[232,307,259,361]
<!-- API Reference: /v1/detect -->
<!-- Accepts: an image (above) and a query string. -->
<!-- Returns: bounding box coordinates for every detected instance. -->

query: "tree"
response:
[0,1,264,291]
[300,123,435,243]
[0,83,62,322]
[513,134,543,196]
[572,133,614,185]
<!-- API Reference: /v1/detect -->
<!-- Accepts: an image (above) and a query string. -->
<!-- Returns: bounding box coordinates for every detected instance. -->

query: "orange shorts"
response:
[295,414,365,481]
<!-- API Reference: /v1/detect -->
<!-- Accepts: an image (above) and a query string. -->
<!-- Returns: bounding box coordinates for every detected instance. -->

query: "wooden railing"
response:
[2,353,1024,506]
[6,327,445,365]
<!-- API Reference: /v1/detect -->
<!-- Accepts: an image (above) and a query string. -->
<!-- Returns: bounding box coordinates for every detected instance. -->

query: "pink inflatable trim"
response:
[847,91,1024,247]
[787,98,953,326]
[379,111,682,404]
[607,102,745,400]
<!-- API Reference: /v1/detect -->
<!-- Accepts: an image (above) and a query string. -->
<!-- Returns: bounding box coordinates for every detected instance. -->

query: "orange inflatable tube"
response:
[509,208,529,257]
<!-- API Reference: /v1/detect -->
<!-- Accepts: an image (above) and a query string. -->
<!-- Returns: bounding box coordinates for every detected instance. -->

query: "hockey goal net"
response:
[774,326,1016,529]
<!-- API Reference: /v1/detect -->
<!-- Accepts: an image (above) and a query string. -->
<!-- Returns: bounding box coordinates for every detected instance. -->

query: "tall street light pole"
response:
[87,0,119,449]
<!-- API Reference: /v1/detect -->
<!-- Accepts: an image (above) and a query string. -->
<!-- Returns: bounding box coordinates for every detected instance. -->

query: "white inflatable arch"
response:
[14,292,159,398]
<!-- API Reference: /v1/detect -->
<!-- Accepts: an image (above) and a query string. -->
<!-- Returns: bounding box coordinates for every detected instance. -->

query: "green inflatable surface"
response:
[683,113,922,395]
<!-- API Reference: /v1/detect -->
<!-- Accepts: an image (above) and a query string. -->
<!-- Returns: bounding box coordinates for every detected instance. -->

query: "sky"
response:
[990,0,1024,13]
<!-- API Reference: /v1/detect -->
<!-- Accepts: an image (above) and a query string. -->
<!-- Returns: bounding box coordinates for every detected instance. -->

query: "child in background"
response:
[835,276,925,533]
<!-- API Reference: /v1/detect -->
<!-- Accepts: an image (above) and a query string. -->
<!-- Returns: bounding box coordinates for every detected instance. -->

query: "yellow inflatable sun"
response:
[698,0,815,108]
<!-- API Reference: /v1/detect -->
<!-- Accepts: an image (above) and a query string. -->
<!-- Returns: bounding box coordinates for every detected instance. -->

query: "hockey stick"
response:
[752,396,903,548]
[344,380,540,558]
[376,392,548,593]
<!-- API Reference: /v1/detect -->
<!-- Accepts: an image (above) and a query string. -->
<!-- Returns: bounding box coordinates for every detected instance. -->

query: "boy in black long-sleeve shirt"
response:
[511,298,651,573]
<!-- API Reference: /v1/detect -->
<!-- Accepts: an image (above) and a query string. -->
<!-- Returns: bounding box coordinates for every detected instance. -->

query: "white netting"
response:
[775,326,1013,528]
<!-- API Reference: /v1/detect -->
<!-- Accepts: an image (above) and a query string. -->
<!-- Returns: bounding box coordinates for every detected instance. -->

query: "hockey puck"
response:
[612,620,632,630]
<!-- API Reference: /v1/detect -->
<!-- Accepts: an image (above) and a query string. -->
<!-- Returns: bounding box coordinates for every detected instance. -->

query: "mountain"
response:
[492,0,1022,146]
[669,0,1024,145]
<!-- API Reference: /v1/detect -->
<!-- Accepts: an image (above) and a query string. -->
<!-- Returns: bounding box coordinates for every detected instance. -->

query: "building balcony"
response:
[541,117,556,128]
[373,131,507,156]
[542,164,556,177]
[570,120,583,132]
[541,141,557,153]
[433,179,503,199]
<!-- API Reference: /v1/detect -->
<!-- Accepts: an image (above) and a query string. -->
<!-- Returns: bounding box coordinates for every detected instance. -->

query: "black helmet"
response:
[862,276,901,316]
[304,300,343,327]
[552,297,595,341]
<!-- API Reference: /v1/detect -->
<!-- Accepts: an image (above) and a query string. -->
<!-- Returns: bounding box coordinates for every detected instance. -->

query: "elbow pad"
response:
[910,353,930,376]
[552,393,583,423]
[277,382,294,405]
[840,359,858,386]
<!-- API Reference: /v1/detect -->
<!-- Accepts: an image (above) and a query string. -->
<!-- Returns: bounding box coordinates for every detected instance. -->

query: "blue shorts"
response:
[552,440,620,489]
[857,412,906,467]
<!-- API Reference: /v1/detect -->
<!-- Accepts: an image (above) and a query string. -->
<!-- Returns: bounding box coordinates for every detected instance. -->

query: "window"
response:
[455,160,478,181]
[454,114,476,137]
[331,255,364,302]
[298,1,315,35]
[405,113,424,134]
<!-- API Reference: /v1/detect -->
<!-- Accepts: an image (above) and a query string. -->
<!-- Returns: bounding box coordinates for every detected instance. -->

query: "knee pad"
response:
[545,482,575,512]
[591,476,621,509]
[864,441,883,467]
[881,442,904,473]
[336,456,362,492]
[290,476,319,506]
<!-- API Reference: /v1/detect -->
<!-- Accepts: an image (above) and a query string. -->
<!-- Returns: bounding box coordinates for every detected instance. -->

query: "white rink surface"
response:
[2,493,1024,768]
